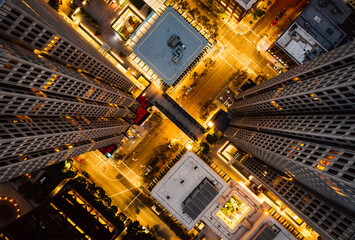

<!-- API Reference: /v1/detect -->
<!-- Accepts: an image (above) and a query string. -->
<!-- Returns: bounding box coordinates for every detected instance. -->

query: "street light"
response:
[207,121,214,128]
[186,143,193,150]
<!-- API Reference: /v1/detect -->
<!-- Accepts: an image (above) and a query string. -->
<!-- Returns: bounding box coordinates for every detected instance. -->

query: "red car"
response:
[271,9,286,27]
[74,156,85,164]
[271,18,278,27]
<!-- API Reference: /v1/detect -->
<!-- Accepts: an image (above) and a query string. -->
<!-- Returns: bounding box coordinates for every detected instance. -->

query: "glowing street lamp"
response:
[207,121,214,128]
[186,143,193,150]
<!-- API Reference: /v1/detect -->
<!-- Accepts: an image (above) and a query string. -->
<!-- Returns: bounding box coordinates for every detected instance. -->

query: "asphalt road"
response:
[74,150,180,240]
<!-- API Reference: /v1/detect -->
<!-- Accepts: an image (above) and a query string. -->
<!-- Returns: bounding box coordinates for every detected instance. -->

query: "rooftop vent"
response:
[314,15,321,24]
[168,35,186,64]
[168,35,180,48]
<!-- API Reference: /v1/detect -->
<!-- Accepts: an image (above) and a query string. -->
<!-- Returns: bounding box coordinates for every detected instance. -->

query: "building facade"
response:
[0,0,135,92]
[0,0,138,182]
[237,156,355,240]
[225,40,355,240]
[267,0,351,69]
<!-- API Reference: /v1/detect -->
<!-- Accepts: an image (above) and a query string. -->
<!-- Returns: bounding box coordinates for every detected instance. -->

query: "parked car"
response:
[151,205,161,215]
[82,171,90,179]
[143,166,153,176]
[185,87,193,95]
[271,9,286,27]
[274,65,283,73]
[271,18,278,27]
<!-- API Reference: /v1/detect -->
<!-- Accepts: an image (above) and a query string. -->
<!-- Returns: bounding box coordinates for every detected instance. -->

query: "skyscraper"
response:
[225,40,355,240]
[0,0,135,91]
[0,0,137,181]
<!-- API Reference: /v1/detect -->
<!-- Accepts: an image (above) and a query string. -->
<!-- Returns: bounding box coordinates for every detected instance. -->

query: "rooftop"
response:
[276,22,327,64]
[236,0,258,11]
[275,1,348,64]
[150,151,229,230]
[132,7,208,85]
[311,0,351,25]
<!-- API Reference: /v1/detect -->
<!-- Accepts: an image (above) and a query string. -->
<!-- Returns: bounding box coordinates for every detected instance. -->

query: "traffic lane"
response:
[110,169,180,240]
[125,120,187,175]
[74,153,137,211]
[253,0,309,37]
[181,57,237,117]
[77,152,180,239]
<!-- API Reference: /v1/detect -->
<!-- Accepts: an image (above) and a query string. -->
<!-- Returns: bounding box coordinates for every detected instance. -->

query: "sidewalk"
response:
[232,0,276,33]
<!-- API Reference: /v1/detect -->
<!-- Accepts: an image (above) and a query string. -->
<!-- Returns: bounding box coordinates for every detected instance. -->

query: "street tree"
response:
[188,8,198,18]
[255,74,268,84]
[206,133,219,145]
[113,151,126,161]
[101,195,112,207]
[253,8,265,19]
[48,0,60,11]
[179,85,188,95]
[200,142,210,155]
[181,0,189,10]
[231,70,248,87]
[76,176,87,185]
[94,186,105,199]
[123,220,155,240]
[118,212,127,223]
[64,170,77,179]
[147,111,163,129]
[192,71,199,80]
[108,205,118,215]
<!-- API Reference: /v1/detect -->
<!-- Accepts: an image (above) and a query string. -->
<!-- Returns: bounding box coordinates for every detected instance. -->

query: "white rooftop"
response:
[150,151,229,230]
[276,22,326,64]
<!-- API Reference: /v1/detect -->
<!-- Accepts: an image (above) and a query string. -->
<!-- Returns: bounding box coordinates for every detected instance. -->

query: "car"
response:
[273,65,282,73]
[82,171,90,179]
[277,9,286,19]
[271,9,286,27]
[143,166,153,175]
[151,205,161,215]
[185,87,193,95]
[271,18,278,27]
[74,156,85,164]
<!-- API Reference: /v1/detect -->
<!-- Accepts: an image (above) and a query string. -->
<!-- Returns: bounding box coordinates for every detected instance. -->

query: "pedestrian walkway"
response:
[144,85,205,141]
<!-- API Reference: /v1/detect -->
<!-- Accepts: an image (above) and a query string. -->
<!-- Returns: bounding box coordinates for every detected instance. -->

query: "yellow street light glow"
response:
[186,143,193,150]
[207,121,214,128]
[73,7,81,15]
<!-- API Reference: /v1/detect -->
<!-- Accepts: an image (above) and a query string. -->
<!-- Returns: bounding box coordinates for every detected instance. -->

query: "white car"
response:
[273,65,282,73]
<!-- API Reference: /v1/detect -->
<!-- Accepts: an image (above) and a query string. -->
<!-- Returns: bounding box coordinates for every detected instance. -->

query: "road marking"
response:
[113,161,140,180]
[250,28,260,38]
[124,192,141,211]
[242,35,253,44]
[224,48,243,65]
[108,161,140,187]
[220,28,230,40]
[109,187,137,197]
[97,168,121,182]
[219,55,238,71]
[224,34,237,47]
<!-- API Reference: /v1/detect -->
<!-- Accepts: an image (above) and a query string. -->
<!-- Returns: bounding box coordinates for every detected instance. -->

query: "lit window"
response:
[315,165,325,170]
